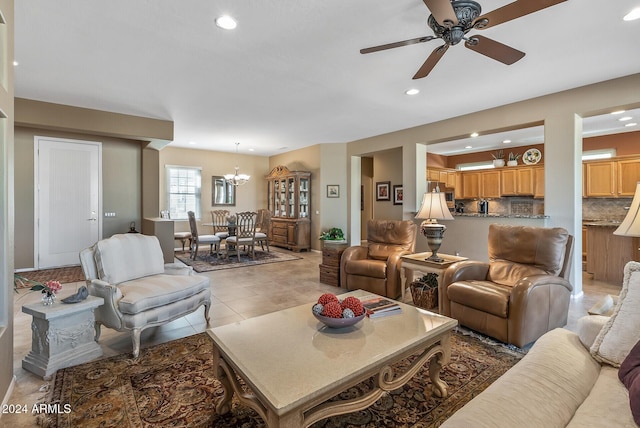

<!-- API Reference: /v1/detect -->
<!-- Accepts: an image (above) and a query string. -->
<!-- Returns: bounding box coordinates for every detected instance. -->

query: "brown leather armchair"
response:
[442,224,574,348]
[340,219,417,299]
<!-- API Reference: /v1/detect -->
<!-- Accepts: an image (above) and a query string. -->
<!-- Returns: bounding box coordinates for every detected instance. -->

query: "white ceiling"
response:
[13,1,640,157]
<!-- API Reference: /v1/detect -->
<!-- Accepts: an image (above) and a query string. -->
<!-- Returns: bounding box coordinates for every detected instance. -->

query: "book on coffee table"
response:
[360,295,402,318]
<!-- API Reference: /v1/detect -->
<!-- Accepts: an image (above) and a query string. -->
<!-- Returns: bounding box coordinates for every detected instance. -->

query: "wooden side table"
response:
[319,242,349,287]
[22,295,104,379]
[400,253,467,312]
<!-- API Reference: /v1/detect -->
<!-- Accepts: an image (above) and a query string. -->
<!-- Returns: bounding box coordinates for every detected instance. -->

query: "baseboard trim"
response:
[0,375,17,419]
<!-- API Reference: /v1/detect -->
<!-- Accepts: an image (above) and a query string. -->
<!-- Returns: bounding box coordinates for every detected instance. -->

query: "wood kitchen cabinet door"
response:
[617,158,640,196]
[533,166,545,198]
[500,169,517,195]
[462,172,480,199]
[585,161,616,197]
[481,170,501,198]
[517,168,534,195]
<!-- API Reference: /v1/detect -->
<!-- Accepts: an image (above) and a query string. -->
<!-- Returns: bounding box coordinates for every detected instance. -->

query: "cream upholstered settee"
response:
[80,233,211,358]
[442,261,640,427]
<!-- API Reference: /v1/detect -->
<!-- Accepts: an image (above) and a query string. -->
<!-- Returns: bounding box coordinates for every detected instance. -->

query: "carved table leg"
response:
[429,333,452,398]
[212,346,233,415]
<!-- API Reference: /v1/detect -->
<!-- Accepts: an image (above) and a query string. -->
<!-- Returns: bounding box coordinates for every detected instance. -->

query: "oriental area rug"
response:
[15,266,85,288]
[175,249,302,273]
[38,330,525,428]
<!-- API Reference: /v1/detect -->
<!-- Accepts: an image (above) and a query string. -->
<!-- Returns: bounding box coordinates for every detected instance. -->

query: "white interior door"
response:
[36,137,102,268]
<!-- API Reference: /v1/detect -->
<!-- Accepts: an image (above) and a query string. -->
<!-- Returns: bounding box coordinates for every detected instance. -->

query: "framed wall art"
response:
[376,181,391,201]
[327,184,339,198]
[393,185,403,205]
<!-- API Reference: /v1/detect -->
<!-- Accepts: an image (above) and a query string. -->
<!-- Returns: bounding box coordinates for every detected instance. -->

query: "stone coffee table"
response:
[207,290,457,427]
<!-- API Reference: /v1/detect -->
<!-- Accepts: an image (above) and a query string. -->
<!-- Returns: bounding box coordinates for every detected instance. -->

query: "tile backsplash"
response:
[582,198,633,221]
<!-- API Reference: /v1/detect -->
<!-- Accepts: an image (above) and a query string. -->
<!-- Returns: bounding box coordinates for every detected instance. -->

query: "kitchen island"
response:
[584,221,639,285]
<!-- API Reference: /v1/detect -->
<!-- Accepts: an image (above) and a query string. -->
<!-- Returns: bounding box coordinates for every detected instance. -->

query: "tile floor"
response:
[3,248,622,426]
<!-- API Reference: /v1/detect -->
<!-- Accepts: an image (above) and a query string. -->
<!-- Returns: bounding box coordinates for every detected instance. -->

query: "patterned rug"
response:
[175,249,302,273]
[15,266,85,288]
[38,330,525,427]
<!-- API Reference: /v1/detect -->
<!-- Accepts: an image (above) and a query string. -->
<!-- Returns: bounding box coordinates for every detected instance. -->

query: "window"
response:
[457,161,495,171]
[166,166,201,219]
[582,149,616,161]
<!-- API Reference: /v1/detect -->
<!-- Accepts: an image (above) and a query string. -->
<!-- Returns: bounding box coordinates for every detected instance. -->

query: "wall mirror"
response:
[212,176,236,206]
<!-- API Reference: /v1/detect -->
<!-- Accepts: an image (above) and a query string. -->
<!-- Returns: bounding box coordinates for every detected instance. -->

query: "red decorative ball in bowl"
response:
[313,311,366,329]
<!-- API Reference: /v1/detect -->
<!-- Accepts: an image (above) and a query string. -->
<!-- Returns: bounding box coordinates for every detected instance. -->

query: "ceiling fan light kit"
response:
[360,0,567,79]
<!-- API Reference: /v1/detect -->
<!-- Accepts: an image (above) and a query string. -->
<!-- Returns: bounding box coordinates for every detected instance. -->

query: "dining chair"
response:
[255,208,271,252]
[187,211,221,260]
[161,210,192,252]
[210,209,231,240]
[225,211,257,261]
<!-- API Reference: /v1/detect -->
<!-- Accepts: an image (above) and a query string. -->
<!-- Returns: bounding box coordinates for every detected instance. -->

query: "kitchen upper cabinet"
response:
[481,170,501,198]
[426,167,457,188]
[585,161,616,197]
[617,158,640,196]
[533,166,545,198]
[501,168,534,196]
[584,157,640,198]
[461,172,481,199]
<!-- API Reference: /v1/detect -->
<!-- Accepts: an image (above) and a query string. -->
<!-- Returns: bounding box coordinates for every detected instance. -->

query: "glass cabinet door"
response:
[299,178,309,218]
[287,177,295,218]
[279,179,287,217]
[273,180,280,216]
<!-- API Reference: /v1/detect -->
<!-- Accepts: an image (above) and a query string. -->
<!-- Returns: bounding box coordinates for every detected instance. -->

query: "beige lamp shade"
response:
[415,191,454,220]
[614,182,640,237]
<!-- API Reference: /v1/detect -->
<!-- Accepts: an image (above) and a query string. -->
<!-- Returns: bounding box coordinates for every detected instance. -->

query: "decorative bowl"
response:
[313,311,366,328]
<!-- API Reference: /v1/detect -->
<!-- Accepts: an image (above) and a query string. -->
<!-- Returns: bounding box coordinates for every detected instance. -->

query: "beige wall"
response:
[0,0,14,409]
[372,147,403,221]
[13,127,143,269]
[159,146,270,234]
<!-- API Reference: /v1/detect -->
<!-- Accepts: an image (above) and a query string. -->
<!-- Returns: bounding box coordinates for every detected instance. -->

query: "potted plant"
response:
[319,227,345,243]
[409,272,439,309]
[491,149,505,167]
[507,152,521,166]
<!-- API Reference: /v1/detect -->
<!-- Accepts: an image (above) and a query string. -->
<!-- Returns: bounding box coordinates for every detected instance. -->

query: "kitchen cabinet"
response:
[501,168,534,196]
[533,166,545,198]
[584,156,640,198]
[426,167,457,188]
[481,170,501,198]
[265,165,311,252]
[461,172,481,199]
[585,223,640,284]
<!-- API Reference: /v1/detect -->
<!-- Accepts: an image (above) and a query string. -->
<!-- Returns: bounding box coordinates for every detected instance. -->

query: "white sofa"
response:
[80,233,211,358]
[442,261,640,427]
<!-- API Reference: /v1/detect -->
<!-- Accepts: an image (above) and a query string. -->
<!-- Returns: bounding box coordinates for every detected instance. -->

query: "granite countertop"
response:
[453,213,549,219]
[582,220,622,227]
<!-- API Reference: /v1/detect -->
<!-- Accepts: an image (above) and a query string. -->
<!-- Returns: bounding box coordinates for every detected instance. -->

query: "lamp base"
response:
[421,220,447,263]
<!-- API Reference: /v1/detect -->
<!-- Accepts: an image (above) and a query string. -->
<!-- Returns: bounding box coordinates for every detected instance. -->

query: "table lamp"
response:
[614,182,640,247]
[415,190,454,262]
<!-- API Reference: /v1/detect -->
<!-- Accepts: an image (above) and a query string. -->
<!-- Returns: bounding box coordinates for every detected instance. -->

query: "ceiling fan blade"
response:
[476,0,567,29]
[423,0,458,26]
[360,36,436,54]
[413,45,449,79]
[465,35,525,65]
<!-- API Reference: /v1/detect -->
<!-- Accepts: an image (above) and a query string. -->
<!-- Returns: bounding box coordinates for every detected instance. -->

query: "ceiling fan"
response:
[360,0,567,79]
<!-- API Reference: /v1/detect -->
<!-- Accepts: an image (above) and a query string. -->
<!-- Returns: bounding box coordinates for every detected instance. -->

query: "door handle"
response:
[87,211,97,221]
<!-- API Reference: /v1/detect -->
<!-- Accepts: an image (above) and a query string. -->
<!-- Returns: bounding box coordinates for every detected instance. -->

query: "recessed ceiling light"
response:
[405,88,420,96]
[248,148,255,152]
[215,15,237,30]
[611,110,626,115]
[12,60,18,66]
[619,116,633,121]
[624,7,640,21]
[625,122,638,127]
[470,132,479,138]
[465,145,473,149]
[188,141,197,145]
[502,139,511,144]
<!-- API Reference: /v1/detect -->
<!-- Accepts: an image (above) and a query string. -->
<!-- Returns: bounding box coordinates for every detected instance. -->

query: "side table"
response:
[319,242,349,287]
[400,253,467,312]
[22,295,104,379]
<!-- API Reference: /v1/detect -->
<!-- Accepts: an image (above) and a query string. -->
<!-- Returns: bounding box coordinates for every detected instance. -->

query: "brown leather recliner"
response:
[341,219,417,299]
[442,224,574,348]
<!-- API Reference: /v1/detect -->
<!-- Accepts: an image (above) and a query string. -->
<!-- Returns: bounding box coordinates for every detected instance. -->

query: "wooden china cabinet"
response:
[265,165,311,252]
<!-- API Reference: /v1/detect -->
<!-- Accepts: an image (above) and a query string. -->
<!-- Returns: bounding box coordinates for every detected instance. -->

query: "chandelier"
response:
[224,142,250,186]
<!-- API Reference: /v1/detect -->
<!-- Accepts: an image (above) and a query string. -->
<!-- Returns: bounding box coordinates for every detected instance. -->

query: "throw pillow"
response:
[619,339,640,425]
[591,261,640,367]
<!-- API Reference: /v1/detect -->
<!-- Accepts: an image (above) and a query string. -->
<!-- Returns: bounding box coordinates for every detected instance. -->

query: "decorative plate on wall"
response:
[522,148,542,165]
